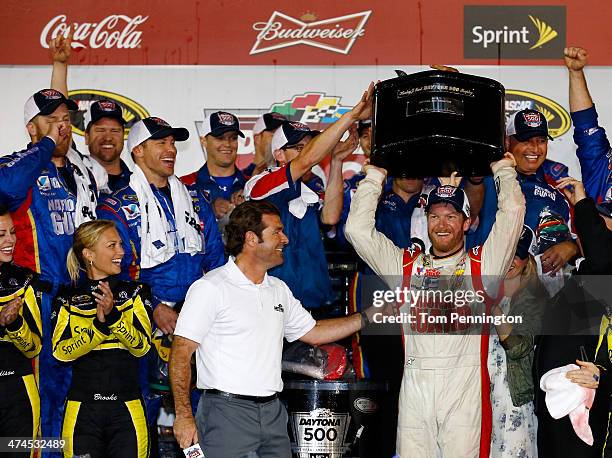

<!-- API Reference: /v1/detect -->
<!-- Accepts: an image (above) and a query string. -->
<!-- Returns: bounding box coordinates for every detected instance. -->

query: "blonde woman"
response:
[52,220,153,458]
[488,225,546,458]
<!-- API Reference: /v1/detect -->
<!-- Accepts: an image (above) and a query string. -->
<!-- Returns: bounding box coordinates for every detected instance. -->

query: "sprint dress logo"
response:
[196,92,352,155]
[251,11,371,55]
[464,6,565,59]
[67,89,150,140]
[504,90,571,138]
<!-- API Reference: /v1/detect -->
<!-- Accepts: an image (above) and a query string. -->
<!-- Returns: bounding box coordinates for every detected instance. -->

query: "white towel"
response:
[65,148,97,226]
[540,363,596,445]
[288,183,319,219]
[128,166,202,269]
[244,167,319,220]
[80,153,111,194]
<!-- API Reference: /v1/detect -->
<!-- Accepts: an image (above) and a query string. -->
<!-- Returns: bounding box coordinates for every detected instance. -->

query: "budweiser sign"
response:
[251,10,371,55]
[40,14,148,49]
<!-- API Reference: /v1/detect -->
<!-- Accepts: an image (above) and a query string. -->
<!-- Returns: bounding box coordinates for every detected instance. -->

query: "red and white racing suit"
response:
[345,165,525,458]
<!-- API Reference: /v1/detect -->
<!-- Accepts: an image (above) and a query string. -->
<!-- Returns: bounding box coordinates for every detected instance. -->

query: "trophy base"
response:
[371,135,504,178]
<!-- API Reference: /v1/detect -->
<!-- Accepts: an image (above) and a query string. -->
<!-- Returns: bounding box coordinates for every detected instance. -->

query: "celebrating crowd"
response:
[1,30,612,458]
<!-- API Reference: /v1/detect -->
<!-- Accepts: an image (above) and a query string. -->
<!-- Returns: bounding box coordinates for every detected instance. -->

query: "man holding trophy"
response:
[346,71,526,457]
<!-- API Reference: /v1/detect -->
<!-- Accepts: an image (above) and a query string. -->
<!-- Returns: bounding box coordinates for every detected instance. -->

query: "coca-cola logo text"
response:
[251,11,371,55]
[40,14,148,50]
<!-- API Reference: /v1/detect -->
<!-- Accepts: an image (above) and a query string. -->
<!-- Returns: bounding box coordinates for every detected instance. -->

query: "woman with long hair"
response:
[0,205,42,458]
[488,225,546,457]
[52,220,153,458]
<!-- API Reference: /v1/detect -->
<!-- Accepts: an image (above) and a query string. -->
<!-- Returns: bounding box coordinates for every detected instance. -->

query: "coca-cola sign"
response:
[251,11,371,55]
[40,14,148,49]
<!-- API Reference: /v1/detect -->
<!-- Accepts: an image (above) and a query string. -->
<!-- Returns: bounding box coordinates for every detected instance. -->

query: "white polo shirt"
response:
[174,258,316,396]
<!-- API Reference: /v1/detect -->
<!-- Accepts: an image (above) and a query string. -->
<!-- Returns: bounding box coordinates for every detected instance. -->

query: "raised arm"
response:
[320,126,359,225]
[564,47,592,112]
[481,153,526,278]
[345,165,403,281]
[564,46,612,204]
[49,28,72,97]
[289,83,373,181]
[0,126,63,210]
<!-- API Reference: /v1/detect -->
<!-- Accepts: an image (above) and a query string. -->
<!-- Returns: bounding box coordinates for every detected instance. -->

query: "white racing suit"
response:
[345,165,525,458]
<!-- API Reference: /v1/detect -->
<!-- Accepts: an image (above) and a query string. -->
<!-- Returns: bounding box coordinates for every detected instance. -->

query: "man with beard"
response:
[345,152,525,457]
[182,111,247,222]
[80,100,132,194]
[0,89,97,451]
[49,32,131,194]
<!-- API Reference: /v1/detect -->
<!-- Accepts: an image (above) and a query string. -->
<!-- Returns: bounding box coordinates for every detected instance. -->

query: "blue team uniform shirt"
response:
[470,160,571,250]
[245,164,333,309]
[181,163,247,203]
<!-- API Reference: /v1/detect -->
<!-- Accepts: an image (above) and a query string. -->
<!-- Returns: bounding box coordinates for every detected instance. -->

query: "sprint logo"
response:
[528,15,557,49]
[464,6,565,59]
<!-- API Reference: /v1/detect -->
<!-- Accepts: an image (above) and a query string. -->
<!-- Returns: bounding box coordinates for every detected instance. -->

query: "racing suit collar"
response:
[517,166,547,183]
[200,163,244,185]
[429,242,465,260]
[82,275,121,291]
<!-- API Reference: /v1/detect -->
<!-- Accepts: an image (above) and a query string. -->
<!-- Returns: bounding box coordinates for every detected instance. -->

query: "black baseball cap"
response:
[253,112,287,135]
[24,89,78,125]
[506,109,553,142]
[357,119,372,135]
[271,121,320,152]
[202,111,245,138]
[84,100,126,129]
[425,185,471,218]
[127,117,189,152]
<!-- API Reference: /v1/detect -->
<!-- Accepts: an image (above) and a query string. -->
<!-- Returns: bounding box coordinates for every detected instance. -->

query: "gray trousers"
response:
[195,392,291,458]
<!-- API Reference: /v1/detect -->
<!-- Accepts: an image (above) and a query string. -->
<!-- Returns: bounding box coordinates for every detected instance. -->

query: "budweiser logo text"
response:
[251,11,371,55]
[40,14,148,50]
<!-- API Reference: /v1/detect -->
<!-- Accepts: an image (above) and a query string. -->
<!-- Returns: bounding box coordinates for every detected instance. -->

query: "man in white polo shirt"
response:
[170,200,368,457]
